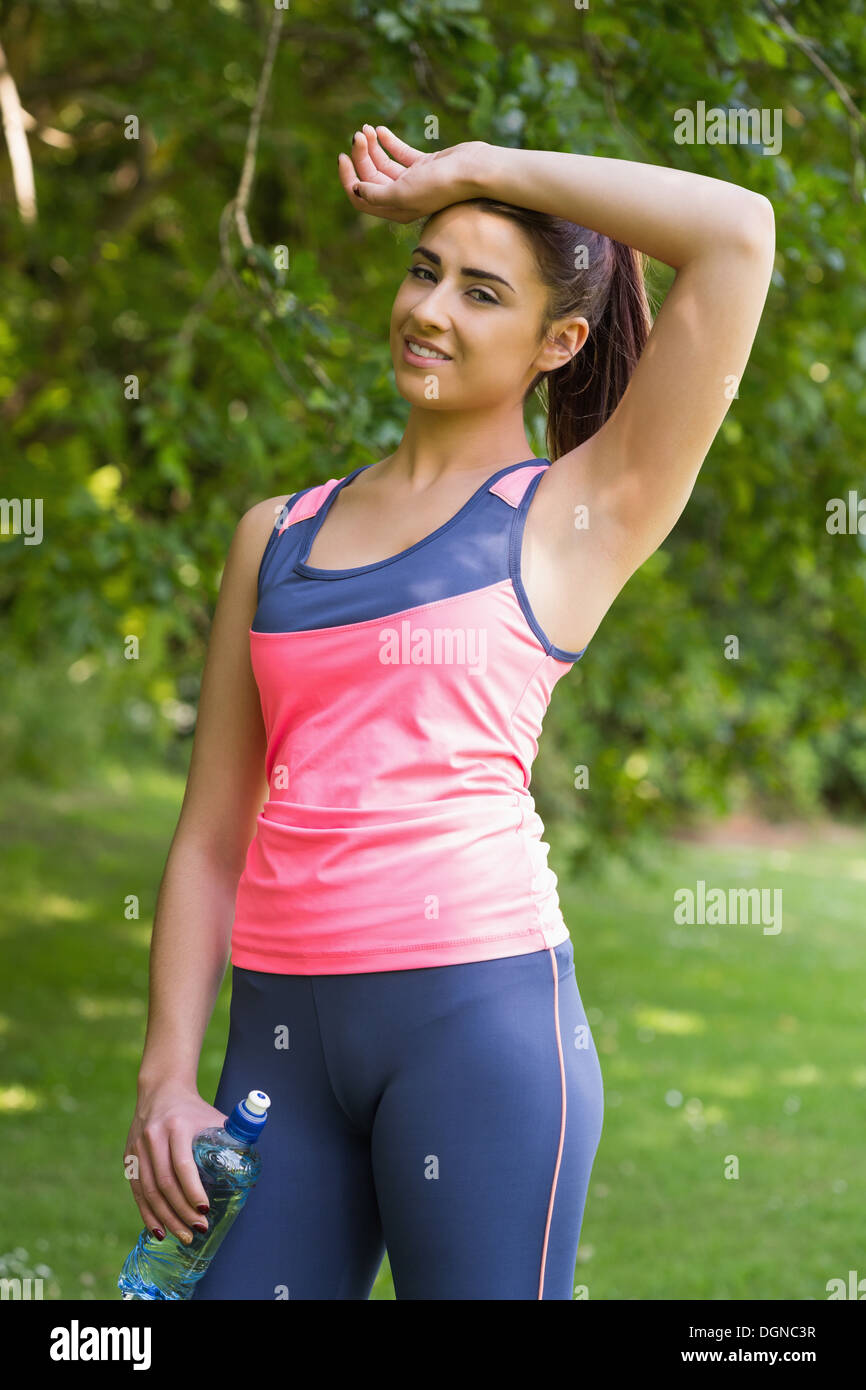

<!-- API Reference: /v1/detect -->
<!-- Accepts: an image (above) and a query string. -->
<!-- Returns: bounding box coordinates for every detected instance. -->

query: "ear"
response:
[533,315,590,374]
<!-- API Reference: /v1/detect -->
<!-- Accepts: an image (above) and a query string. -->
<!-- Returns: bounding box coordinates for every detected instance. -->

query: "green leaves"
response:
[2,0,863,850]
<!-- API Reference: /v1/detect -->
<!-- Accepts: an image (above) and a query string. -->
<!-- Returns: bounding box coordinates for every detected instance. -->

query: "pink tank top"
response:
[230,458,588,974]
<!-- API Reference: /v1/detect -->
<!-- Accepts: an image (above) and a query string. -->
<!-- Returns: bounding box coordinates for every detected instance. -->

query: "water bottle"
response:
[118,1089,271,1300]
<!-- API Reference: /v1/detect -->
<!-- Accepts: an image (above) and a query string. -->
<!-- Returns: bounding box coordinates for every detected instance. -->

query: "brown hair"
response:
[421,197,653,460]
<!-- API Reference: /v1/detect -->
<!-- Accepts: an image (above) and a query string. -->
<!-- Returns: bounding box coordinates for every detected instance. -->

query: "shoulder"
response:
[215,494,297,610]
[232,465,363,565]
[224,493,291,570]
[238,470,352,543]
[238,492,296,545]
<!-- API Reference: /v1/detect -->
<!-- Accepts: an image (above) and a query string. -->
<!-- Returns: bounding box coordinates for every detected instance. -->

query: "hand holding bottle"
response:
[123,1080,228,1246]
[119,1090,271,1300]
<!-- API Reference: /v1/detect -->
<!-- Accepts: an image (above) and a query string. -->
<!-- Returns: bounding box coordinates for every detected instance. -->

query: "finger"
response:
[338,156,416,222]
[348,178,403,215]
[375,125,424,166]
[168,1126,211,1219]
[153,1133,205,1232]
[141,1127,196,1242]
[360,123,407,178]
[126,1157,162,1239]
[350,178,385,204]
[337,151,374,206]
[349,130,391,185]
[134,1146,192,1244]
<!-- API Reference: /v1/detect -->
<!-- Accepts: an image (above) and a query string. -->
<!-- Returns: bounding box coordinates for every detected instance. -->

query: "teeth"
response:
[408,339,449,359]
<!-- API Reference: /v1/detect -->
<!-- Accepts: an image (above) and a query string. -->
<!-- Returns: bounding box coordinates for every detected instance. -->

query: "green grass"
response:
[1,765,864,1300]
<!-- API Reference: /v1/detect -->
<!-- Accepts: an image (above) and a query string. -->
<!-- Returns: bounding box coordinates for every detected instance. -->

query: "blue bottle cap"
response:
[224,1090,271,1144]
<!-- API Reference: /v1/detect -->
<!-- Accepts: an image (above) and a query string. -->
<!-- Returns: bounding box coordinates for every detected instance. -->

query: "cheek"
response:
[390,284,415,327]
[465,319,519,366]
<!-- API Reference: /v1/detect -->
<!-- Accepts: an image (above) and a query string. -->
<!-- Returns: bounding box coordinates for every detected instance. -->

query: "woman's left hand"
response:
[337,125,488,223]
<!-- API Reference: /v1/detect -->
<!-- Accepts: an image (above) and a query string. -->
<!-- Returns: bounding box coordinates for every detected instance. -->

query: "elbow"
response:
[736,193,775,255]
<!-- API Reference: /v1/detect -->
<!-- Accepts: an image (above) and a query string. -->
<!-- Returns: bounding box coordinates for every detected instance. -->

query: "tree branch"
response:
[0,40,37,222]
[761,0,864,198]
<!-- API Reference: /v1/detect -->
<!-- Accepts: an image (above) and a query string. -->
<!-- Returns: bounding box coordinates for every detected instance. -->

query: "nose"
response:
[412,278,452,330]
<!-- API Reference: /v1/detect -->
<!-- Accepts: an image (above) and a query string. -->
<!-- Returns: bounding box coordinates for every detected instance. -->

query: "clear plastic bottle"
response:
[118,1089,271,1300]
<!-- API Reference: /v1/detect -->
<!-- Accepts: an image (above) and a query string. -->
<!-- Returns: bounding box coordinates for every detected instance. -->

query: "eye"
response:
[405,265,499,305]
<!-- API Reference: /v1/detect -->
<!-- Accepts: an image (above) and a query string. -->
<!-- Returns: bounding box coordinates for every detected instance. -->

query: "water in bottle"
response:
[118,1089,271,1300]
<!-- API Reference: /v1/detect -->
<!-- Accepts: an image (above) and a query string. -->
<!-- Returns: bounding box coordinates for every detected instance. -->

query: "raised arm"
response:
[469,145,776,572]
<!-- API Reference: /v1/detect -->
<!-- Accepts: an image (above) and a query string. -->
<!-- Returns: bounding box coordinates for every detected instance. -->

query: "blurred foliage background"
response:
[2,0,865,867]
[2,0,865,1305]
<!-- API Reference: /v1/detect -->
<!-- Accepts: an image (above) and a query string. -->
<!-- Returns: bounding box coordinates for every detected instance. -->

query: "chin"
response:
[394,382,451,409]
[391,361,448,405]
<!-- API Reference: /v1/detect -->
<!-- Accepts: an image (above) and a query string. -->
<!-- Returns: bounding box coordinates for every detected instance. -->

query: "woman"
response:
[124,128,775,1299]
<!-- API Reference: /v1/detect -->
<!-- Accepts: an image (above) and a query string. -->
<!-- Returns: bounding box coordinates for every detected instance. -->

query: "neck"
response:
[380,404,538,488]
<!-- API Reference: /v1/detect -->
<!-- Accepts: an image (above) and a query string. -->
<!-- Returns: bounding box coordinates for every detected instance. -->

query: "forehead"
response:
[421,205,538,278]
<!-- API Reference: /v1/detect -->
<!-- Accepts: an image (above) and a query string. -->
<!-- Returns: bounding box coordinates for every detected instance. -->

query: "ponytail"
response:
[542,239,653,459]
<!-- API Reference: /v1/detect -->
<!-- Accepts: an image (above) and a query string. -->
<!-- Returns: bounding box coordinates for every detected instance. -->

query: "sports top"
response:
[230,457,588,976]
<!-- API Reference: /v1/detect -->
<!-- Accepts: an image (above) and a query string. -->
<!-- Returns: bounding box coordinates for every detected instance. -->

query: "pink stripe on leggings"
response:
[538,945,567,1299]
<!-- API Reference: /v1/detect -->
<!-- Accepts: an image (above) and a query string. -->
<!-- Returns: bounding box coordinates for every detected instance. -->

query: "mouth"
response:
[403,335,453,364]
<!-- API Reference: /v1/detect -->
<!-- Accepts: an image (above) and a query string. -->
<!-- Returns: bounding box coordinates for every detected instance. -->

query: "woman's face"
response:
[389,204,578,412]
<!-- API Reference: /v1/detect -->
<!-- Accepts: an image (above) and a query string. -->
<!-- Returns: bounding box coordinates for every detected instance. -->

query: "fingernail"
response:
[193,1221,208,1234]
[152,1227,165,1241]
[196,1204,209,1215]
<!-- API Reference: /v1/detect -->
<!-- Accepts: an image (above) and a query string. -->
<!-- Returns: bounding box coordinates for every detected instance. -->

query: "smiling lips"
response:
[404,335,452,363]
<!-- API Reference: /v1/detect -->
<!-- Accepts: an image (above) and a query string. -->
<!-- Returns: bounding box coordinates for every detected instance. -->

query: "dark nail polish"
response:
[196,1204,209,1215]
[193,1221,208,1234]
[152,1227,165,1241]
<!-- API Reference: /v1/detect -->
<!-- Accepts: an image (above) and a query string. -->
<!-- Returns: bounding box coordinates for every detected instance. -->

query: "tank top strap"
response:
[277,477,342,536]
[275,459,548,549]
[487,461,549,508]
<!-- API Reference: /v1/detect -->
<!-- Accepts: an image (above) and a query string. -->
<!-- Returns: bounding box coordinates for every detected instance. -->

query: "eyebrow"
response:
[410,244,515,293]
